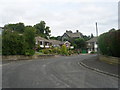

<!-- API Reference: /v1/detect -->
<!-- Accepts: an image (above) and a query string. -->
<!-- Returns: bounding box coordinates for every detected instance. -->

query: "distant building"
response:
[35,36,71,49]
[49,40,71,48]
[61,41,71,48]
[86,37,98,53]
[61,30,82,42]
[35,36,52,48]
[49,40,62,47]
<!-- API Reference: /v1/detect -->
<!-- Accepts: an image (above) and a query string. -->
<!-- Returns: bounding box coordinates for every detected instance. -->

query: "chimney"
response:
[76,30,79,33]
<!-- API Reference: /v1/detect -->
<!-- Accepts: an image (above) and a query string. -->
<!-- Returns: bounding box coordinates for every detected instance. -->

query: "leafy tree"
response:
[109,28,116,32]
[82,35,91,41]
[24,26,36,49]
[4,22,25,33]
[74,38,86,49]
[98,29,120,57]
[90,33,94,38]
[34,21,51,39]
[50,36,58,40]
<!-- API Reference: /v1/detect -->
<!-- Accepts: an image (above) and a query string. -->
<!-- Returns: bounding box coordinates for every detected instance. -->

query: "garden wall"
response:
[2,55,55,61]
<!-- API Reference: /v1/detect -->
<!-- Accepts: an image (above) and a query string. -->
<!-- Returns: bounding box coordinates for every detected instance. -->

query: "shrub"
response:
[25,49,35,56]
[42,49,49,54]
[61,45,68,55]
[98,29,120,57]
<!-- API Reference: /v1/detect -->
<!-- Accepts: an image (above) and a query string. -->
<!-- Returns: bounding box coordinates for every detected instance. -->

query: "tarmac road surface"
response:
[2,55,119,88]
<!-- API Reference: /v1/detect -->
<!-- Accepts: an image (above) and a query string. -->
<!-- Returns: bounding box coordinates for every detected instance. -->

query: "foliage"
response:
[25,49,35,56]
[24,26,36,49]
[34,21,51,39]
[73,38,86,49]
[82,35,91,41]
[41,49,51,54]
[98,29,120,57]
[50,36,61,41]
[4,22,25,33]
[61,45,68,55]
[2,25,36,56]
[90,33,94,39]
[2,30,26,55]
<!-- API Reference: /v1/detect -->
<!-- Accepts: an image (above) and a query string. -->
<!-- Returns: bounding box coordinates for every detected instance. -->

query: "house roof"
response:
[61,41,71,45]
[49,40,62,45]
[35,36,51,42]
[65,31,82,38]
[87,37,98,43]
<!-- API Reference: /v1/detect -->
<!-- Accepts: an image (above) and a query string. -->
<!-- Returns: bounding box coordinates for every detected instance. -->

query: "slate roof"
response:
[87,37,98,43]
[35,36,51,42]
[49,40,62,45]
[65,31,82,38]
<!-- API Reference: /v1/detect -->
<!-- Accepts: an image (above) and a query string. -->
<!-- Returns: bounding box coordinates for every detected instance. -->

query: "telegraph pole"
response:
[96,22,99,59]
[96,22,98,37]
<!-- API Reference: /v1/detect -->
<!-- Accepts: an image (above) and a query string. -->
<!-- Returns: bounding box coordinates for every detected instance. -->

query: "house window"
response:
[40,41,42,45]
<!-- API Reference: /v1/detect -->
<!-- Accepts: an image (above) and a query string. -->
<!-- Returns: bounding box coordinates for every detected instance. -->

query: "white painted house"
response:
[87,37,98,53]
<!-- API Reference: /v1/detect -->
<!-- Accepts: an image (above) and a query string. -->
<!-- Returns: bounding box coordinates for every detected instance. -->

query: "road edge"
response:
[78,61,120,79]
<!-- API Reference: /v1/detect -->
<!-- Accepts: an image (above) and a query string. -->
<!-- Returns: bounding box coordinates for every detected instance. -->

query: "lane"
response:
[2,55,118,88]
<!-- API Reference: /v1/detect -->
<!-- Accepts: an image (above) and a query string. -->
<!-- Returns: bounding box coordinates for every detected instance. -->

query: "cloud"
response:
[0,0,118,36]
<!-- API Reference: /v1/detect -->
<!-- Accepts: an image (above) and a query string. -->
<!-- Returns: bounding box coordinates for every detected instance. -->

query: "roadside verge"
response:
[79,56,120,78]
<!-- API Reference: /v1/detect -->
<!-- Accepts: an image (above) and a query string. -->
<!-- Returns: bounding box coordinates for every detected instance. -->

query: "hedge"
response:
[98,29,120,57]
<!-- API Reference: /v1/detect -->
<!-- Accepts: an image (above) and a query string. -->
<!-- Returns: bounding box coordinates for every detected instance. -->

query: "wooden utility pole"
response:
[96,22,99,59]
[96,22,98,37]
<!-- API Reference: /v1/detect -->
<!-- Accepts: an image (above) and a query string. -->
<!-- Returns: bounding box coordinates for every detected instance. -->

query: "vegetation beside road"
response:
[2,21,92,56]
[98,28,120,58]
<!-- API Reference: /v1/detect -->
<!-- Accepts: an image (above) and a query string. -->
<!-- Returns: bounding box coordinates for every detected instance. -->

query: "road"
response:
[2,55,119,88]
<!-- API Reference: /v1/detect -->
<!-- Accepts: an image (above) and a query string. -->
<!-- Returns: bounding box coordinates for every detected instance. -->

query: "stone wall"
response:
[99,55,120,65]
[2,55,55,61]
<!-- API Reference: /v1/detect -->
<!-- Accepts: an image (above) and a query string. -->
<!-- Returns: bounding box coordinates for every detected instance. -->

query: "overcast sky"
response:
[0,0,119,36]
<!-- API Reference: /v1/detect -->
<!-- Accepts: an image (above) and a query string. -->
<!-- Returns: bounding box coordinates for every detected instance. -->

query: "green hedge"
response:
[98,29,120,57]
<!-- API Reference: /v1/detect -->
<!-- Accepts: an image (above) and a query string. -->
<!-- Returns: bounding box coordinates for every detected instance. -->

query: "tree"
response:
[4,22,25,33]
[45,26,51,38]
[24,26,36,49]
[74,38,86,49]
[82,35,91,41]
[109,28,116,32]
[2,30,26,55]
[90,33,94,38]
[34,21,51,39]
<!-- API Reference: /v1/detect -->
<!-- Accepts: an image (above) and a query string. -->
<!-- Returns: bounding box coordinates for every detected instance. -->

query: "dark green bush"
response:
[98,29,120,57]
[25,49,35,56]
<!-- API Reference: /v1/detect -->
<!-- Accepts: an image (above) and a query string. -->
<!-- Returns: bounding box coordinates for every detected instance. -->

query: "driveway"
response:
[2,55,118,88]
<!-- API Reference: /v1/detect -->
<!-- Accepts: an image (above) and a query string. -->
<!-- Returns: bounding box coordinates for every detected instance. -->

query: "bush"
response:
[98,29,120,57]
[2,25,36,56]
[42,49,50,54]
[90,51,95,54]
[25,49,35,56]
[2,31,26,55]
[61,45,68,55]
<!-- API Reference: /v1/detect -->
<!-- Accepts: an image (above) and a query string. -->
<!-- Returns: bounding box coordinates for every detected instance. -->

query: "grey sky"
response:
[0,0,119,36]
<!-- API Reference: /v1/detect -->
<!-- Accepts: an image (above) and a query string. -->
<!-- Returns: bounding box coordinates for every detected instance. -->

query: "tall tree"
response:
[34,21,51,39]
[90,33,94,38]
[24,26,36,49]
